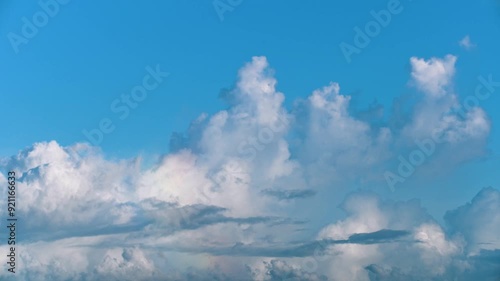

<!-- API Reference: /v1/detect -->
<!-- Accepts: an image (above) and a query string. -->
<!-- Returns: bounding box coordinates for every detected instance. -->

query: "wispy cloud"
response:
[459,35,476,50]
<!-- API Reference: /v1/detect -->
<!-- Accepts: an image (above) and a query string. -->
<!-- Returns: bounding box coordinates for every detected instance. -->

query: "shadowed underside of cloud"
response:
[0,54,497,280]
[161,229,411,258]
[261,188,317,200]
[345,229,411,244]
[22,202,303,244]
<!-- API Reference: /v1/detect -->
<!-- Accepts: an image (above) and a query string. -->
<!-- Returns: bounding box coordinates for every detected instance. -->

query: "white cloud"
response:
[93,248,157,280]
[400,54,490,176]
[315,192,445,280]
[410,54,457,98]
[0,55,497,280]
[445,187,500,253]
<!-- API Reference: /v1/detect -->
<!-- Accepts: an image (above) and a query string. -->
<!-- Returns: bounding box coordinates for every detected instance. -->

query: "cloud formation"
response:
[0,55,497,280]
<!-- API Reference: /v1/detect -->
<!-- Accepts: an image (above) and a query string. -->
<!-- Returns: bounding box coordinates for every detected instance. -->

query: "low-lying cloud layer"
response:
[0,55,498,280]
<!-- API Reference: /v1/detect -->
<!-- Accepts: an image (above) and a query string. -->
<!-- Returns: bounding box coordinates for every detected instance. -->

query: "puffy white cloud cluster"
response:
[410,54,457,98]
[0,55,497,280]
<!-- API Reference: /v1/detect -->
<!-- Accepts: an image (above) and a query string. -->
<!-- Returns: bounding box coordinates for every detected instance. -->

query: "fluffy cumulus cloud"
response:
[409,54,457,98]
[405,55,489,143]
[0,55,498,280]
[445,187,500,253]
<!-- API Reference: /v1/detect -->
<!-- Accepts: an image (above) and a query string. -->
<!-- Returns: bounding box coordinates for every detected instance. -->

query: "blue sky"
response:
[2,0,499,157]
[1,0,500,280]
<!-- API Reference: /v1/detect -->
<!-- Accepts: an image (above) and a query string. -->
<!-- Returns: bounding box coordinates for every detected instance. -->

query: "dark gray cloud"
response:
[20,199,303,244]
[347,229,410,244]
[142,201,305,232]
[164,229,411,258]
[262,188,317,201]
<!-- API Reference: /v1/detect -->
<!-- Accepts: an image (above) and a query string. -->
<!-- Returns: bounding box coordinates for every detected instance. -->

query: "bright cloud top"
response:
[410,54,457,97]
